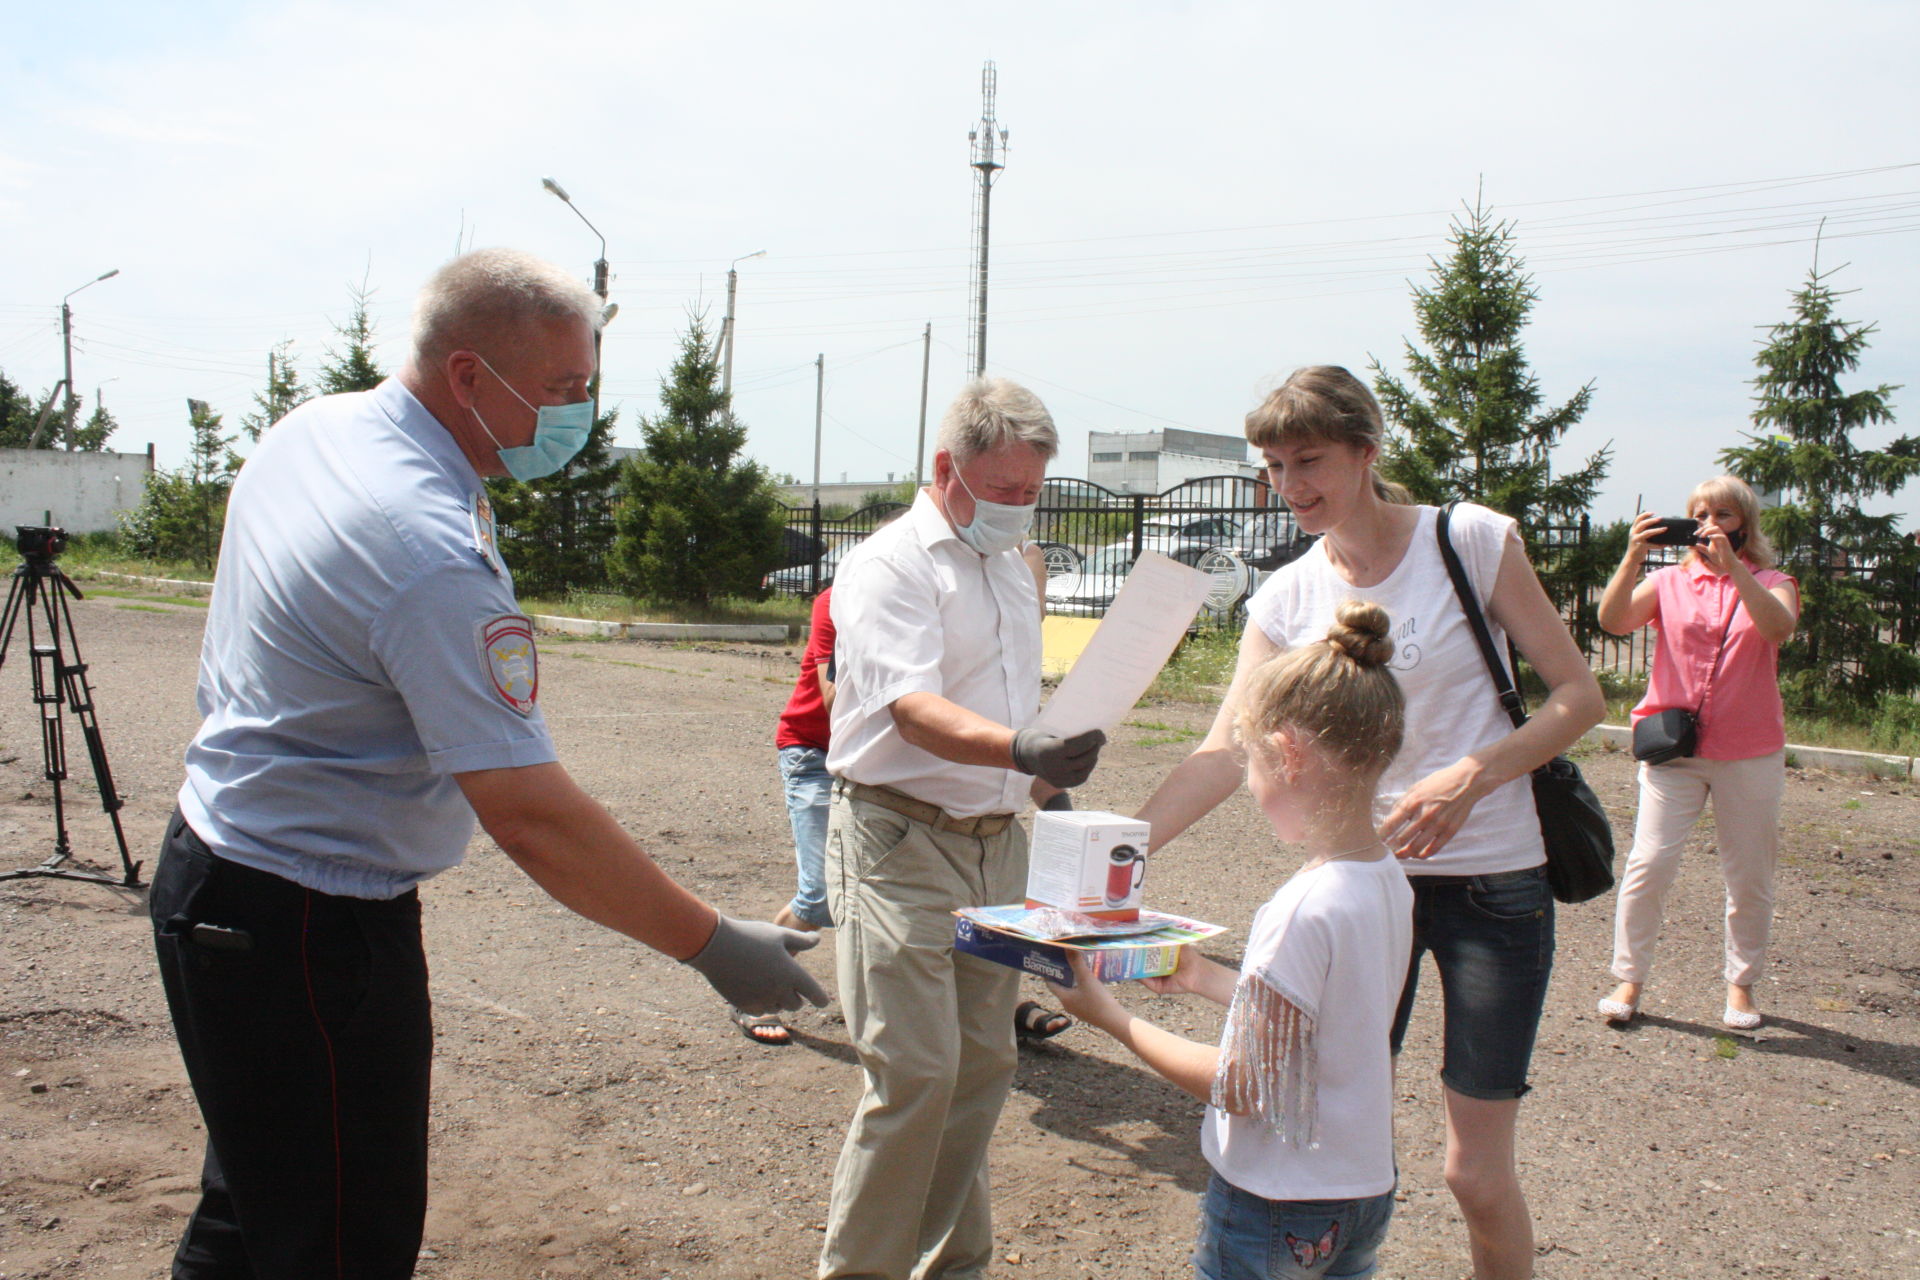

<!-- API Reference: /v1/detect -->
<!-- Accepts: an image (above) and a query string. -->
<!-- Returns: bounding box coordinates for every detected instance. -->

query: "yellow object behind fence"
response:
[1040,614,1102,679]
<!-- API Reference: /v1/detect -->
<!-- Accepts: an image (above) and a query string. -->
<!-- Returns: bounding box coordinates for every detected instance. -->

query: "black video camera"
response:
[16,525,69,564]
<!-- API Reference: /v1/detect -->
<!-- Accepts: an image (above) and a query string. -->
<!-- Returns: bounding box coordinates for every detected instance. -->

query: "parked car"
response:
[1044,542,1140,617]
[1228,510,1314,571]
[1044,540,1263,620]
[1036,540,1083,578]
[1137,514,1243,566]
[764,543,849,596]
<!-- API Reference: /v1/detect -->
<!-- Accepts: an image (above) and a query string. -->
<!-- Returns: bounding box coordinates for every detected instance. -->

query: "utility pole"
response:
[541,178,611,425]
[967,62,1007,379]
[44,268,119,450]
[721,250,766,398]
[914,322,932,486]
[61,303,76,449]
[51,269,119,450]
[812,354,824,504]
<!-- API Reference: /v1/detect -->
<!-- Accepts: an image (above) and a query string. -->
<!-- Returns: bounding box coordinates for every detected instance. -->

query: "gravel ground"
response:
[1,587,1916,1279]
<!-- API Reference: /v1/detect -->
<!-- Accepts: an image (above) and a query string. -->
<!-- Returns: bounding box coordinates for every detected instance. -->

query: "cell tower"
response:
[967,61,1008,378]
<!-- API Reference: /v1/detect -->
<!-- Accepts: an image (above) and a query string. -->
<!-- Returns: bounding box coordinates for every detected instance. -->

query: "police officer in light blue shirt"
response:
[149,248,828,1280]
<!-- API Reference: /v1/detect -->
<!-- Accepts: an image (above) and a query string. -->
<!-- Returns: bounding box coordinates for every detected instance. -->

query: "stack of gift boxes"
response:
[952,810,1224,987]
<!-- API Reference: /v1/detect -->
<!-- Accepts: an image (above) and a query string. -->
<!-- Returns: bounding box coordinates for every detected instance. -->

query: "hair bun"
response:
[1327,599,1394,668]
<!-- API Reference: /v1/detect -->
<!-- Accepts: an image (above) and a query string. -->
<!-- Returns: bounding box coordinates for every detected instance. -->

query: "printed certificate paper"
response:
[1032,550,1213,736]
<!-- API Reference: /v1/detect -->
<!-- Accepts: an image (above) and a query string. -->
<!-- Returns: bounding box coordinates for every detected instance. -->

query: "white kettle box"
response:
[1026,810,1151,922]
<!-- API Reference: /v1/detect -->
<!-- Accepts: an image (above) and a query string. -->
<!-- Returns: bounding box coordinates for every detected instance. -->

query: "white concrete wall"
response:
[1156,450,1256,489]
[0,447,154,534]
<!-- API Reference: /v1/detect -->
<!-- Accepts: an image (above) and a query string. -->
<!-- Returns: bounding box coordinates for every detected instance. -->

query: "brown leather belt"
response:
[839,781,1016,838]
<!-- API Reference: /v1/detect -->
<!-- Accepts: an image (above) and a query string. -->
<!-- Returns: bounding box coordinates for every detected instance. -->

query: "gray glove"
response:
[1040,791,1074,811]
[684,915,831,1016]
[1011,727,1107,789]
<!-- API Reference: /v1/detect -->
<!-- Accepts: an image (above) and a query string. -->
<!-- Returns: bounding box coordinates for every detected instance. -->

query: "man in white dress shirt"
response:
[818,379,1105,1280]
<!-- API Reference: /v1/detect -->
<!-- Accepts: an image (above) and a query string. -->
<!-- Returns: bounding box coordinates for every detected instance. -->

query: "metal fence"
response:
[776,474,1305,624]
[494,500,617,602]
[523,477,1920,688]
[770,500,913,599]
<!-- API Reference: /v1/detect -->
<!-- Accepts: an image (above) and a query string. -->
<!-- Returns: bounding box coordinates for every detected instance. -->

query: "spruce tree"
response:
[1371,198,1608,534]
[241,339,312,440]
[316,279,385,395]
[1720,263,1916,707]
[71,396,118,451]
[487,402,623,599]
[121,399,240,569]
[610,317,784,605]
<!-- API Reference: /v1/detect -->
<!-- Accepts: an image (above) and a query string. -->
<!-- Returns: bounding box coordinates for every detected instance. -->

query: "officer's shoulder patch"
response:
[477,613,538,715]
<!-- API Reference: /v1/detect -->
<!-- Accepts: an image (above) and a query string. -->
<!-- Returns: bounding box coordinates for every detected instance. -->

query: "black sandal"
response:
[730,1007,793,1047]
[1014,1000,1072,1042]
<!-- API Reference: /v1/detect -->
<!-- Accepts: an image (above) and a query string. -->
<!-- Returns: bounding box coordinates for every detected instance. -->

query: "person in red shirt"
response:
[730,588,840,1044]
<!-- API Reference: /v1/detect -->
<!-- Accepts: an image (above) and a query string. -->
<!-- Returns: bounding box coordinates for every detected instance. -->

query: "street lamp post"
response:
[55,269,119,450]
[540,177,610,424]
[720,250,766,398]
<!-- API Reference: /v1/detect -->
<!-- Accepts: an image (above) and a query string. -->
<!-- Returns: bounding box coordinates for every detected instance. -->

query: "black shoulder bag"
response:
[1436,505,1616,904]
[1630,601,1737,766]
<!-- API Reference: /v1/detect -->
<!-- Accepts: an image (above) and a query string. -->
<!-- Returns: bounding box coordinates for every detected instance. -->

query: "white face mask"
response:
[950,465,1036,555]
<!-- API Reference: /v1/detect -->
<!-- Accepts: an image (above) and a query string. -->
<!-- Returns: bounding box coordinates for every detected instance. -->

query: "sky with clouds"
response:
[5,1,1917,523]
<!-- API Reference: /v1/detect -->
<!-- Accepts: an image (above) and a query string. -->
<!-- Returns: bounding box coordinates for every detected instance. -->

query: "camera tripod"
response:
[0,552,140,888]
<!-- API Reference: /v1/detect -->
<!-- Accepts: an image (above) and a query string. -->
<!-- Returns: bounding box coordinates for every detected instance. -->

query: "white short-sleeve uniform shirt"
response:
[826,489,1040,817]
[178,379,557,900]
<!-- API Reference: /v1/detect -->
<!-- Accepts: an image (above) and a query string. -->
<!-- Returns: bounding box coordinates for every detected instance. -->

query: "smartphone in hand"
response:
[1647,517,1701,547]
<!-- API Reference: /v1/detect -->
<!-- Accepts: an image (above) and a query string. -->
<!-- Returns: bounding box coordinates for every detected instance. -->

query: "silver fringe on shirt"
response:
[1211,974,1319,1148]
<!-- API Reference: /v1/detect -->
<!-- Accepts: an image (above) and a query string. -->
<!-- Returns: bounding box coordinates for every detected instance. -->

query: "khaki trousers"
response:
[818,791,1026,1280]
[1611,751,1786,987]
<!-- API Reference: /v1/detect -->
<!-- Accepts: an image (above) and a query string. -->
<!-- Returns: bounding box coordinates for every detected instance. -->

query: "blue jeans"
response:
[1389,865,1555,1101]
[778,745,834,928]
[1194,1173,1395,1279]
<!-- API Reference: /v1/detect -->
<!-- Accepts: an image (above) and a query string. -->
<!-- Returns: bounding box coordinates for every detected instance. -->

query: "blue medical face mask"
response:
[466,353,593,481]
[950,463,1036,556]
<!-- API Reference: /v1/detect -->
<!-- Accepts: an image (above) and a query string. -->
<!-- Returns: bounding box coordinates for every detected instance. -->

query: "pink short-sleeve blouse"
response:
[1631,558,1797,760]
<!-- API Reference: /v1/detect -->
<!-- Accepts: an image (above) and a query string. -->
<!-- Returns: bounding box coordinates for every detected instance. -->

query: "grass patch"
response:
[113,603,169,613]
[1780,705,1920,756]
[2,533,216,585]
[1135,726,1202,748]
[1712,1035,1741,1060]
[1148,627,1238,703]
[86,588,209,609]
[517,589,810,630]
[1597,669,1646,725]
[1599,666,1920,757]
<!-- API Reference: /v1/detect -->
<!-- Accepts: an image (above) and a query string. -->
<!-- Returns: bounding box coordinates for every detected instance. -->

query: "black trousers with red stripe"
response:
[150,809,433,1280]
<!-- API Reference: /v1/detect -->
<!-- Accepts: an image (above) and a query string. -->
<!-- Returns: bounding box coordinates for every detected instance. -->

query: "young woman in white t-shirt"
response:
[1051,600,1413,1280]
[1137,367,1604,1280]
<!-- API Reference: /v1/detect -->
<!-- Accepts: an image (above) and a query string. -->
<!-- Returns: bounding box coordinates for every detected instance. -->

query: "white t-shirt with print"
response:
[1245,503,1545,878]
[1201,855,1413,1201]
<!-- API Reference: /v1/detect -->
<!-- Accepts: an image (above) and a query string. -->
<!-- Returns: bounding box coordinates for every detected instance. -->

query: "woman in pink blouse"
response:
[1595,476,1799,1030]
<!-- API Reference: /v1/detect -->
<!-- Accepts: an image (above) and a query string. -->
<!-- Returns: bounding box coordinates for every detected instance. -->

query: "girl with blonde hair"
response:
[1053,600,1413,1279]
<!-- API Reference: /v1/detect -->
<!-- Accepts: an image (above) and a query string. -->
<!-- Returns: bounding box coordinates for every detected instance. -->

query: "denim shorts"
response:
[1389,864,1554,1101]
[1193,1172,1395,1280]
